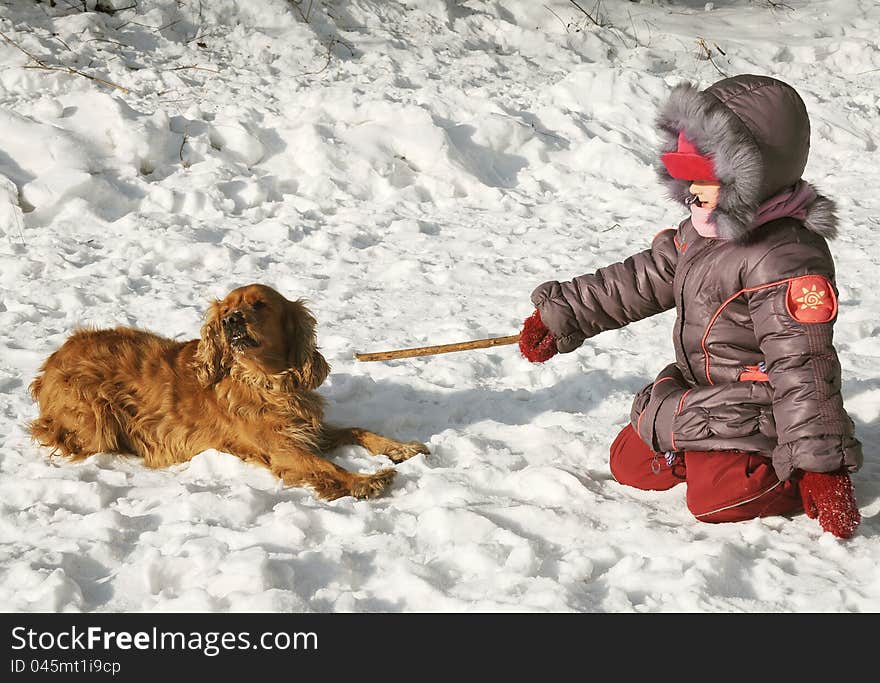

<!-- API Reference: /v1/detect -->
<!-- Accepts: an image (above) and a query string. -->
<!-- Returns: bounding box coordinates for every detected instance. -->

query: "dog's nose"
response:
[222,310,245,329]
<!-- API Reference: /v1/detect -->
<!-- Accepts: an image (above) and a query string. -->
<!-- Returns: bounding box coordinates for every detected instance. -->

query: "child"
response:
[519,74,863,539]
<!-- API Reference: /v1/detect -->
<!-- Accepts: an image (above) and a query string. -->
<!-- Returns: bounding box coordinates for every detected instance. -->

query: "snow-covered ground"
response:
[0,0,878,612]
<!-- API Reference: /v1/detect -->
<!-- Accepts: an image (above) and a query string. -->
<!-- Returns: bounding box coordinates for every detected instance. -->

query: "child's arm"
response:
[529,229,680,354]
[745,251,862,482]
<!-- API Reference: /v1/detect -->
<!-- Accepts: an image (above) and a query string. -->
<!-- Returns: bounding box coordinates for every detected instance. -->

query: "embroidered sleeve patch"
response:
[785,275,837,323]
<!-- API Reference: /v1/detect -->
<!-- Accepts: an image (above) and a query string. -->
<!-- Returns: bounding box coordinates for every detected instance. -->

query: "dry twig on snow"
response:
[568,0,605,28]
[696,37,728,78]
[0,29,130,93]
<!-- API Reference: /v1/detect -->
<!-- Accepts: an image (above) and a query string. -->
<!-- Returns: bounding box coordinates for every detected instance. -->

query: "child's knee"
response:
[610,425,684,491]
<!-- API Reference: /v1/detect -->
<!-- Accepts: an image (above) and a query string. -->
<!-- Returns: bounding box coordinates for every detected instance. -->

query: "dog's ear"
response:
[194,299,231,386]
[284,299,330,391]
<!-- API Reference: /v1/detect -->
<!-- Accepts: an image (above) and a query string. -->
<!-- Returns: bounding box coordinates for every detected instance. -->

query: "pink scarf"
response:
[690,203,719,238]
[691,180,817,239]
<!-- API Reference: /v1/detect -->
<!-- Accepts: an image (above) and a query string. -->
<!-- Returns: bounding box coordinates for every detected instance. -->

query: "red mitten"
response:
[519,309,557,363]
[799,470,861,539]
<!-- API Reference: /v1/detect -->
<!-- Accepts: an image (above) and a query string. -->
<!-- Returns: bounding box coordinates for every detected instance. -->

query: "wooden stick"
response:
[355,334,521,362]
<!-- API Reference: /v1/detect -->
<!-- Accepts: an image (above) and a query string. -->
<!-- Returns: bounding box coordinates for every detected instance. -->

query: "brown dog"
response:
[29,284,428,500]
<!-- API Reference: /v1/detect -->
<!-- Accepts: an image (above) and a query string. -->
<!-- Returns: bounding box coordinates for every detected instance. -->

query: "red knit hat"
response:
[661,131,718,182]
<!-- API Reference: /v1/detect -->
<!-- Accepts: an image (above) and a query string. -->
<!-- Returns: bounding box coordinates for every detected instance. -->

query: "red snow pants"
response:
[609,424,802,523]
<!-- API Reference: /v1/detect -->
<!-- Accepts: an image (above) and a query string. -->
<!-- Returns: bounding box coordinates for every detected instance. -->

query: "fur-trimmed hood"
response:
[655,74,838,241]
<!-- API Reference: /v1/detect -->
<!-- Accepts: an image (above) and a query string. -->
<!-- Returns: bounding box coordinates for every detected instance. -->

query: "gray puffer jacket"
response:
[531,75,863,481]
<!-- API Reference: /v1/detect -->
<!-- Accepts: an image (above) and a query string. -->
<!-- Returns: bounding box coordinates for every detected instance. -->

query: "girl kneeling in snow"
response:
[519,74,863,538]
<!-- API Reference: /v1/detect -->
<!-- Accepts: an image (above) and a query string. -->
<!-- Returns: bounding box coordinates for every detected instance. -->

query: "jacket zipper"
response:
[676,255,699,384]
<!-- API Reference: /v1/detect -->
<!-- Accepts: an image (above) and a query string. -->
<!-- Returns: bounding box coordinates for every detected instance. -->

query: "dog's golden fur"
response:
[29,284,428,500]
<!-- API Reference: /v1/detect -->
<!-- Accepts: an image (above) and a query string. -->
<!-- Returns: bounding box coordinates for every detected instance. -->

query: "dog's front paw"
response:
[350,468,396,499]
[384,441,430,463]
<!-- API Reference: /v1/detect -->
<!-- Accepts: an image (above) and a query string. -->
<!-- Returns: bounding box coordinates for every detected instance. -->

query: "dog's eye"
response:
[251,300,266,311]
